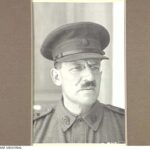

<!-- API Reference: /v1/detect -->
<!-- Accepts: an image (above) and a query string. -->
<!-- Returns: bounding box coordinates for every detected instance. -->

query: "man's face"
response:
[53,58,102,106]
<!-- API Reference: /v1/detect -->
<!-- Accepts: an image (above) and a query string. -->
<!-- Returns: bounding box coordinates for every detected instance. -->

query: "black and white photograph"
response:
[32,1,125,143]
[1,0,150,146]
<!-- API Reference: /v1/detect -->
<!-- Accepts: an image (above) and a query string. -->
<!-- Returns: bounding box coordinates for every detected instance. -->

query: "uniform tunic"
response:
[33,100,125,143]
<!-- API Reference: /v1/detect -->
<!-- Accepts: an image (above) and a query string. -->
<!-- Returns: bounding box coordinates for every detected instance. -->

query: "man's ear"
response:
[50,68,62,86]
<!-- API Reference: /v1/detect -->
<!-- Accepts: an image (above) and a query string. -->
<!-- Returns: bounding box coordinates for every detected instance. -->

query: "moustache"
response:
[80,81,96,89]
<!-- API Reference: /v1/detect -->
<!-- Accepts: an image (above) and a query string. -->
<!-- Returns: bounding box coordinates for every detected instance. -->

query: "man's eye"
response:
[91,66,100,71]
[70,65,83,71]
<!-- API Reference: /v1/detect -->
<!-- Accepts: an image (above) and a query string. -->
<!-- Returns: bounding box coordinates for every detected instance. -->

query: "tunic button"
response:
[63,116,70,125]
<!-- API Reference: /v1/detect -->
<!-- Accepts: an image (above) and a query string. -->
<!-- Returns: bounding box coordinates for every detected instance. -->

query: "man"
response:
[33,22,125,143]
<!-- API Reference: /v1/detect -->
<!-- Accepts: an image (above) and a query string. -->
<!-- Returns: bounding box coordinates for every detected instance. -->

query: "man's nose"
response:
[82,65,95,81]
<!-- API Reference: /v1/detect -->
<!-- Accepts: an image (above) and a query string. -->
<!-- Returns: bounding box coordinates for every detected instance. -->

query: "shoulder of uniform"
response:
[104,104,125,115]
[33,104,55,121]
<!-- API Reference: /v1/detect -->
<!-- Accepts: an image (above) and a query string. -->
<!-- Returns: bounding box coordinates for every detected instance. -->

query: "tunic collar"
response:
[56,98,104,132]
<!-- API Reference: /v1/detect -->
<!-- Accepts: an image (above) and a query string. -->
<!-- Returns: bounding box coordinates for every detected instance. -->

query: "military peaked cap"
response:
[41,22,110,62]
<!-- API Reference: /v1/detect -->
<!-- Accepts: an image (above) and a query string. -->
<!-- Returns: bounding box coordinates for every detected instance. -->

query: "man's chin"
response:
[78,97,97,106]
[79,92,97,98]
[79,89,96,93]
